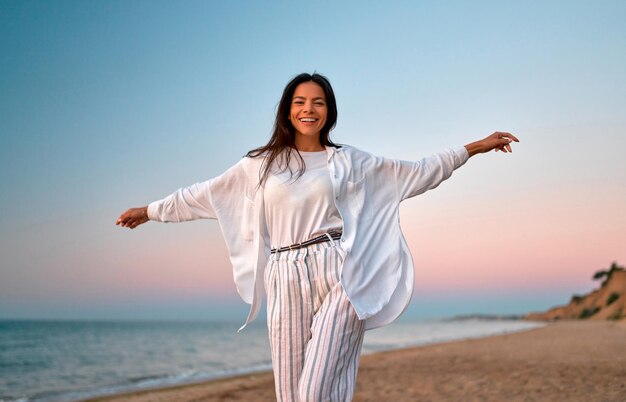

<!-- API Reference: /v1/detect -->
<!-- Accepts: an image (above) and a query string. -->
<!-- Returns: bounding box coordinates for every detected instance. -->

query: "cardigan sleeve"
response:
[147,181,216,222]
[393,145,469,201]
[356,145,469,202]
[147,158,248,223]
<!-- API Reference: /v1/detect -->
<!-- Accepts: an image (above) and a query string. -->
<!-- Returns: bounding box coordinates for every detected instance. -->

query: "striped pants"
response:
[264,240,366,402]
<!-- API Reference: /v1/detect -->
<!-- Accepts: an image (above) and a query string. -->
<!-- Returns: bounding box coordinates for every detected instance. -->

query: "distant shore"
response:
[82,320,626,402]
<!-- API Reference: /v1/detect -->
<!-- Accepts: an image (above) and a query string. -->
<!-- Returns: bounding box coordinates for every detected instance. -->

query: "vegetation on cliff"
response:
[525,262,625,321]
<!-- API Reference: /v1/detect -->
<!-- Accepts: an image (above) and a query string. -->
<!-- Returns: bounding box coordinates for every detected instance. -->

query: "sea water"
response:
[0,318,544,402]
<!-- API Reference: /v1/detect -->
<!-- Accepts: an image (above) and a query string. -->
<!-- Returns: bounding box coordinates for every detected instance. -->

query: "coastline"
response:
[81,320,626,402]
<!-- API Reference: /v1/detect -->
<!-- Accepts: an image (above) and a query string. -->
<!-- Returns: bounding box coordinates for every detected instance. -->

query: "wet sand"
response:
[84,320,626,402]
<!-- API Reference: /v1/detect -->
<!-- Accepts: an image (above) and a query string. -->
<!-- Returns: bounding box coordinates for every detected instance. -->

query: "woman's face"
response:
[289,81,328,141]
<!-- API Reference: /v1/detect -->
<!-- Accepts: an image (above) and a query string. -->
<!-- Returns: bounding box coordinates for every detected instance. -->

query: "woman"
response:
[116,72,518,402]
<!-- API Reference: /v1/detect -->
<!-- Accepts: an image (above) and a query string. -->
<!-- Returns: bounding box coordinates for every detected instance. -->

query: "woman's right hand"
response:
[116,206,149,229]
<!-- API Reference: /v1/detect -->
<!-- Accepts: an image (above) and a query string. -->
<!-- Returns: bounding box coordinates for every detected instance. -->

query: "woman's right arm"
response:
[115,180,217,230]
[115,157,250,230]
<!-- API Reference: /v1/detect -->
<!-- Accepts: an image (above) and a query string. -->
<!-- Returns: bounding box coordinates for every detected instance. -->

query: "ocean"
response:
[0,318,544,402]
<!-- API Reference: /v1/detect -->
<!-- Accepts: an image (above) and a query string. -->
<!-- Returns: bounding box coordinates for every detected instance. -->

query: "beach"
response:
[83,320,626,402]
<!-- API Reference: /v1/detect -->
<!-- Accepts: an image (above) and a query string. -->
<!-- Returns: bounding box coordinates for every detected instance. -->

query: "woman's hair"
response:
[246,72,341,187]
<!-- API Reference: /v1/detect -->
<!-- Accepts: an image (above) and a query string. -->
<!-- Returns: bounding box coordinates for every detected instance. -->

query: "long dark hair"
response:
[246,72,341,187]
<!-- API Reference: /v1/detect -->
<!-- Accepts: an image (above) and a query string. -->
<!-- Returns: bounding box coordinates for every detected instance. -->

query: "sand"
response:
[83,320,626,402]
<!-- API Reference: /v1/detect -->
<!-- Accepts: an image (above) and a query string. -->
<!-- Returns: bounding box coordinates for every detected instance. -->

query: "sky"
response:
[1,0,625,323]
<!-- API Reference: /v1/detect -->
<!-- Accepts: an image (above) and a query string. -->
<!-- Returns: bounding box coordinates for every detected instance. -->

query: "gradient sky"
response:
[1,0,625,323]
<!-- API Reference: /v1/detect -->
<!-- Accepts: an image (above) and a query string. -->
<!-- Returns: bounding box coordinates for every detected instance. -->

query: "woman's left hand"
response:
[116,206,149,229]
[465,132,520,157]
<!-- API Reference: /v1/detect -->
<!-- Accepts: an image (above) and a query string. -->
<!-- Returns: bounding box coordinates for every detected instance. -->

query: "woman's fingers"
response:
[503,132,519,142]
[496,137,514,153]
[495,132,520,142]
[121,219,138,228]
[116,210,131,226]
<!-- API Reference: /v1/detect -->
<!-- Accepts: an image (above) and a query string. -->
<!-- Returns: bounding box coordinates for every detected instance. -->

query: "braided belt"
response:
[270,231,342,254]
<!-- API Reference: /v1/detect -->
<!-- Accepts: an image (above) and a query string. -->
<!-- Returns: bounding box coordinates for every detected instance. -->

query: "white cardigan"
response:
[148,144,469,332]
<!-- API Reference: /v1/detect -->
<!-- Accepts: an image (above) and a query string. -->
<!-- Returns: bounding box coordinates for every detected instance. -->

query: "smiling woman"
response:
[245,73,341,187]
[115,72,519,401]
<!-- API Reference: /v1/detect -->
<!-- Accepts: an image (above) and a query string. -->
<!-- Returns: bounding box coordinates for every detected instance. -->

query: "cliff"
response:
[525,267,625,321]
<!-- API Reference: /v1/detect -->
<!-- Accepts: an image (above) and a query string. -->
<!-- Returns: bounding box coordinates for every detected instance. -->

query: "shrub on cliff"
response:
[606,292,620,306]
[579,307,601,319]
[593,261,625,287]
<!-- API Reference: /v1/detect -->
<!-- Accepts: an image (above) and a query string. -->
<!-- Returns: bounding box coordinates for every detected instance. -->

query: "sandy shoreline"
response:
[83,320,626,402]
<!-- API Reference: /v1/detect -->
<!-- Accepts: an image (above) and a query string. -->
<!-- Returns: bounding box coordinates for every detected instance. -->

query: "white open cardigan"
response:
[148,144,469,332]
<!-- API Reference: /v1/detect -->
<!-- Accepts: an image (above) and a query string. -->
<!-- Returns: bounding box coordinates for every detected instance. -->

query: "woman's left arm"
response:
[376,131,520,202]
[464,131,520,157]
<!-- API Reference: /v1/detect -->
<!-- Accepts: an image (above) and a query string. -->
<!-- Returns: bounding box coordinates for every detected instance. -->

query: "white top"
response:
[147,144,470,332]
[264,149,342,248]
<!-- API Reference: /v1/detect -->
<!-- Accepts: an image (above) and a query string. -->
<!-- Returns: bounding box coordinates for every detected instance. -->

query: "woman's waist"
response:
[268,225,343,250]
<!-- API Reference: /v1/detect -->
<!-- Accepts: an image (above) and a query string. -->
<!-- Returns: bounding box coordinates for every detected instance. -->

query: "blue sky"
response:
[1,0,625,322]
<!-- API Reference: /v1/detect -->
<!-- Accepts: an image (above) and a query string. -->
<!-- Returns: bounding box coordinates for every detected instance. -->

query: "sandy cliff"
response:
[525,268,625,321]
